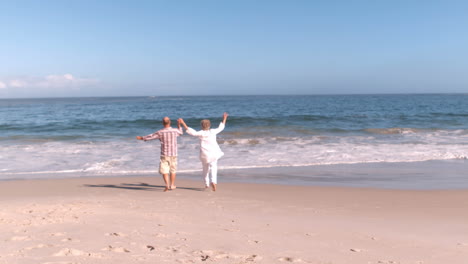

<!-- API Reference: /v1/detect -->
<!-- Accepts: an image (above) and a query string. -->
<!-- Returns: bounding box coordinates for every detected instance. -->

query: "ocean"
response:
[1,94,467,188]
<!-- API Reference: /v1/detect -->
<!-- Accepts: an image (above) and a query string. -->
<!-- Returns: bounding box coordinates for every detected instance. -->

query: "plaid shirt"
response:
[142,127,183,156]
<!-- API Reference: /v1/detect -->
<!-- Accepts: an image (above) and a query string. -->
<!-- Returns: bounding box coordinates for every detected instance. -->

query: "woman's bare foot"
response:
[211,183,217,192]
[170,185,177,190]
[164,187,170,192]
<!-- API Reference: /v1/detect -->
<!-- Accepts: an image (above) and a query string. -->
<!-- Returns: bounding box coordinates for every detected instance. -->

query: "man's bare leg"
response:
[170,173,177,190]
[162,174,170,192]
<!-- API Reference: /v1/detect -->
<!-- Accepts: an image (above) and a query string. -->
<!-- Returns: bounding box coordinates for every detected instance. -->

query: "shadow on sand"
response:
[83,182,205,192]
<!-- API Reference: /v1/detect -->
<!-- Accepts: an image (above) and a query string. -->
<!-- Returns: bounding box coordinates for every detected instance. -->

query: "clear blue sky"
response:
[1,0,467,98]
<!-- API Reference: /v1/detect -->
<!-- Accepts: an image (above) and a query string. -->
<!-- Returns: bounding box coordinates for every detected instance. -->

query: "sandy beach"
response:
[1,176,468,264]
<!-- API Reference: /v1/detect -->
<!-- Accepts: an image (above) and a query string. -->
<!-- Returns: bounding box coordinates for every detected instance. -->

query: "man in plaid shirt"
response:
[137,117,183,192]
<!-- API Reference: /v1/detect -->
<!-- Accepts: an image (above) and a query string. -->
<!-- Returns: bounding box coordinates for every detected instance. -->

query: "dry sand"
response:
[1,176,467,264]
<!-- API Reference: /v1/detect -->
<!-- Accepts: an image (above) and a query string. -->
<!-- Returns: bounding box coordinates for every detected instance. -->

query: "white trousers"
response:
[202,160,218,186]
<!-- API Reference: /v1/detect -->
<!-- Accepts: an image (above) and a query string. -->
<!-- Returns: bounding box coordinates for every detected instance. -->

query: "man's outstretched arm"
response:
[136,132,160,141]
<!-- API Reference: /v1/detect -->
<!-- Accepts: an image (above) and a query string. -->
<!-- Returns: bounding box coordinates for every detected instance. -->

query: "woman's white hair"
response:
[201,119,211,130]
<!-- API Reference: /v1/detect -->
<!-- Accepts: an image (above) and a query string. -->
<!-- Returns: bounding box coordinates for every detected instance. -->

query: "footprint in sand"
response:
[146,245,155,251]
[193,250,260,262]
[191,250,213,258]
[223,228,240,232]
[154,233,168,238]
[245,255,260,262]
[10,236,31,241]
[25,244,53,250]
[101,245,130,253]
[278,256,306,263]
[105,232,126,237]
[61,237,80,242]
[50,232,66,237]
[53,248,89,257]
[165,246,180,253]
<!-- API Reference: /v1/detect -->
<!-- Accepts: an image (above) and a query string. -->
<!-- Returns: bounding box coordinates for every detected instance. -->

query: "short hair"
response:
[201,119,211,130]
[162,117,171,126]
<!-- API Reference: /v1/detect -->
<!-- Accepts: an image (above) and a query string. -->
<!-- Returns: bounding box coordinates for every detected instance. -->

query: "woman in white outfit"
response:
[179,113,228,191]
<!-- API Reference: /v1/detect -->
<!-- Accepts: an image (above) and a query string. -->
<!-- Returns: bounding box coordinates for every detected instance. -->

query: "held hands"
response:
[178,118,188,129]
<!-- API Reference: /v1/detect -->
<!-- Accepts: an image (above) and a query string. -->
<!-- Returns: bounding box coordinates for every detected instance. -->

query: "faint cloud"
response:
[38,74,98,88]
[9,79,27,88]
[0,74,99,89]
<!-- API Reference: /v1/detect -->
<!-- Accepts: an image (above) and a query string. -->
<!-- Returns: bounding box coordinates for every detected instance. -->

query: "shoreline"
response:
[2,159,468,190]
[1,176,468,263]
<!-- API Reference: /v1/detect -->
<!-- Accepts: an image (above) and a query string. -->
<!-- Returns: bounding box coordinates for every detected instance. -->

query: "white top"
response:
[186,122,225,163]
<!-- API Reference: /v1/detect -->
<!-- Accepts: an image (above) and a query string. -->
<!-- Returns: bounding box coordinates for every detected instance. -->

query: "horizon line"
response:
[1,92,467,100]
